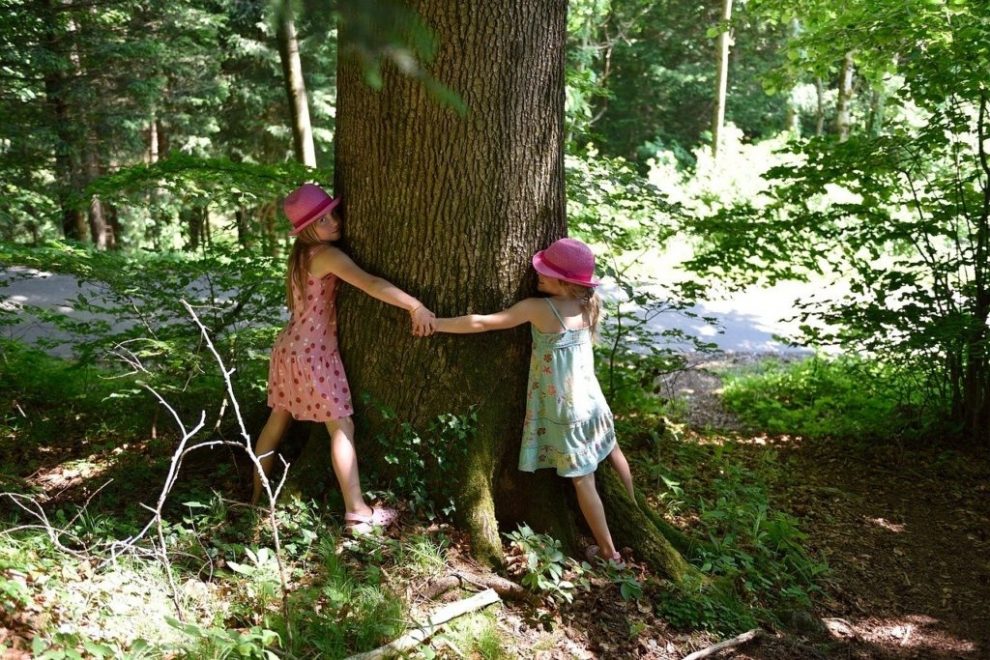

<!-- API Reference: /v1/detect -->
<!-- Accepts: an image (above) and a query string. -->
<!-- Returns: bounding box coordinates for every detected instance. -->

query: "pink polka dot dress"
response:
[267,264,352,422]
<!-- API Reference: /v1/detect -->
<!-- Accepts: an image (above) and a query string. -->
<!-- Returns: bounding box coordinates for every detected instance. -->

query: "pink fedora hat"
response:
[283,183,341,235]
[532,238,600,288]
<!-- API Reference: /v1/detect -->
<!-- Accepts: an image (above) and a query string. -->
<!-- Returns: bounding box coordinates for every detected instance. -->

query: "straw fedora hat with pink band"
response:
[283,183,341,236]
[532,238,600,288]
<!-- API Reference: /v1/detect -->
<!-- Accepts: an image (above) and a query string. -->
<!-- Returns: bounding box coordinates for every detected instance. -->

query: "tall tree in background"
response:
[276,0,317,167]
[711,0,734,158]
[835,50,854,141]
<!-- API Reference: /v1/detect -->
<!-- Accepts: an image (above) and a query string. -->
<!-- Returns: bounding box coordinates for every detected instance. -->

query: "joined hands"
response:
[410,305,436,337]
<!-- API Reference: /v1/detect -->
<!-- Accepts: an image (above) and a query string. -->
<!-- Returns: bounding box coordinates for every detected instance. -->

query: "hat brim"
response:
[289,197,341,236]
[532,251,600,288]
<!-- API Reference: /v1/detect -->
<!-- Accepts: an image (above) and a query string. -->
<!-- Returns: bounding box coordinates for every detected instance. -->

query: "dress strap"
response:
[544,298,567,332]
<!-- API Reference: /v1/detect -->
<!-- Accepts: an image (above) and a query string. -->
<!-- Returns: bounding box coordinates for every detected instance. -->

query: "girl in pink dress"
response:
[252,184,436,535]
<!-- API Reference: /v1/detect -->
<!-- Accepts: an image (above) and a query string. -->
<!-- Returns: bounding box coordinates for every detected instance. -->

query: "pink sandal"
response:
[585,544,624,566]
[344,506,399,535]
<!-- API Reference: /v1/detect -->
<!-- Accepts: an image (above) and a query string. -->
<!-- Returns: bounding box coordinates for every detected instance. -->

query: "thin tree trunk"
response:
[85,145,107,250]
[42,0,87,241]
[836,51,854,141]
[107,204,121,249]
[277,0,317,168]
[785,19,801,136]
[148,112,159,164]
[867,85,886,137]
[711,0,733,159]
[235,207,254,249]
[815,76,826,136]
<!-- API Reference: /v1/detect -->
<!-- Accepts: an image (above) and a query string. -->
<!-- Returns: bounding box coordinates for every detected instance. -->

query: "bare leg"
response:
[572,472,617,558]
[326,416,373,517]
[607,444,635,500]
[252,408,294,505]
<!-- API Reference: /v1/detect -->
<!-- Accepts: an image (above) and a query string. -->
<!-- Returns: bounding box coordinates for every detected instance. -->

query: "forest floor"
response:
[3,351,990,658]
[648,354,990,660]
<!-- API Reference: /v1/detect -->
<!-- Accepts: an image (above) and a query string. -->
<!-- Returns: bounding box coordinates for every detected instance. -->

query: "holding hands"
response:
[410,304,436,337]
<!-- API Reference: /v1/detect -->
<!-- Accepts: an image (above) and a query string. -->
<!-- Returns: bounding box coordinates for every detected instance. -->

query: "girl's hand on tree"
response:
[410,305,436,337]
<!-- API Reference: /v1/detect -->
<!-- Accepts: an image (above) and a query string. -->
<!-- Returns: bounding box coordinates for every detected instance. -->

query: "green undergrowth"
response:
[719,355,933,440]
[0,336,513,658]
[0,496,486,658]
[627,418,828,633]
[1,240,279,409]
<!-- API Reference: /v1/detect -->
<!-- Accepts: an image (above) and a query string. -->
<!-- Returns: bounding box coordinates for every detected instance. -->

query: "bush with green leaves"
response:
[566,148,716,415]
[1,240,283,410]
[365,399,474,519]
[679,1,990,442]
[165,617,281,660]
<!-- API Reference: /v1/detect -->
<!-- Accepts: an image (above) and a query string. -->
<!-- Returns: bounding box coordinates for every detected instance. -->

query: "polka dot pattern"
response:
[266,267,353,421]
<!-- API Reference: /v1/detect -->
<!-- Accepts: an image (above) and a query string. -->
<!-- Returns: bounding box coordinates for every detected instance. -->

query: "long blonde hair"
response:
[285,224,323,314]
[559,281,602,340]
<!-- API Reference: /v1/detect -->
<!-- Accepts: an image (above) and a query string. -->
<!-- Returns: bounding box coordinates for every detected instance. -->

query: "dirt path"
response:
[776,437,990,659]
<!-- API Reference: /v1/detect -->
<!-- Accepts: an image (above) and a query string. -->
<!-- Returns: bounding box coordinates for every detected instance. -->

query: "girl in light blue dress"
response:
[435,238,635,563]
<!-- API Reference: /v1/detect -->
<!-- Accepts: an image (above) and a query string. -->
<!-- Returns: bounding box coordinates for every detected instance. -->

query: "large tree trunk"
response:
[334,0,566,565]
[711,0,733,159]
[276,0,317,168]
[328,1,695,581]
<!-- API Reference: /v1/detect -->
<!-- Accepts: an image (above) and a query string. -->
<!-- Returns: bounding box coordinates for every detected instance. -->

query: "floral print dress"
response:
[266,254,353,422]
[518,299,616,477]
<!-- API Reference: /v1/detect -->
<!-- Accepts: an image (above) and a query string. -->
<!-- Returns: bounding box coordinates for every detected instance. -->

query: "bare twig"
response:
[682,628,763,660]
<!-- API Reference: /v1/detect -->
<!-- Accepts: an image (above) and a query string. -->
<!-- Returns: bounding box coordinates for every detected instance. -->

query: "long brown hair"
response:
[559,281,602,340]
[285,224,323,314]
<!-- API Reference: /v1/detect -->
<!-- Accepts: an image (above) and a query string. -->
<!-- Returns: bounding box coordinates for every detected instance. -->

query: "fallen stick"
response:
[346,588,501,660]
[682,628,763,660]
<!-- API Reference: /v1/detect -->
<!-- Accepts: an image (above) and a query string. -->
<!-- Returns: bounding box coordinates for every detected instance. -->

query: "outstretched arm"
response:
[312,246,436,335]
[436,298,540,334]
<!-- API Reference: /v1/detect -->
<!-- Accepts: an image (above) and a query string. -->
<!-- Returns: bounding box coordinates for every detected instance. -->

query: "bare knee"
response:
[571,472,596,490]
[326,415,354,436]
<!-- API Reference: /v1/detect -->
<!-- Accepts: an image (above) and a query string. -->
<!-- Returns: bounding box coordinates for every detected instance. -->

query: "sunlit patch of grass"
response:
[436,608,509,659]
[397,532,449,577]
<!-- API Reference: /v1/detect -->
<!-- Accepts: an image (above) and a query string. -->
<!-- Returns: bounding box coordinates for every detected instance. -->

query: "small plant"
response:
[596,560,643,601]
[367,399,474,519]
[641,434,827,620]
[433,609,508,659]
[505,524,581,604]
[165,617,281,659]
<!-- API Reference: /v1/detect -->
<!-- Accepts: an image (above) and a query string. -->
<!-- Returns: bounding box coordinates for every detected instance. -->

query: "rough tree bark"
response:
[288,1,697,580]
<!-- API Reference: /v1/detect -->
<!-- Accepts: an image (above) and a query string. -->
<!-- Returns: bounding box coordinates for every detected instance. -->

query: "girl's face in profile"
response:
[313,211,342,242]
[537,274,562,295]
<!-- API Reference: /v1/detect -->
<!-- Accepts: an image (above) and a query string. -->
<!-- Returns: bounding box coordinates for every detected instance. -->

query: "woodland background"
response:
[1,0,989,658]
